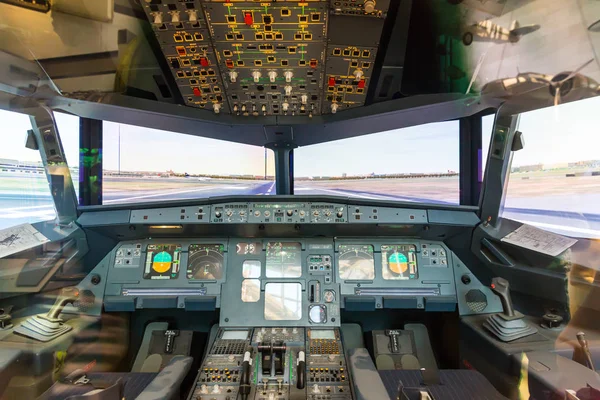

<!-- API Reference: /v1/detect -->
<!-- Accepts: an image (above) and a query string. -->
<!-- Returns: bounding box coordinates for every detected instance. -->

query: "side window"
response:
[0,110,56,229]
[501,97,600,239]
[481,114,495,177]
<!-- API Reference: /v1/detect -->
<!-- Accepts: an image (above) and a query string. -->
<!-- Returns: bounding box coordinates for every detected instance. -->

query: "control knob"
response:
[286,210,294,217]
[363,0,376,13]
[213,103,221,114]
[187,10,198,22]
[229,71,238,83]
[336,211,344,218]
[153,13,163,24]
[331,103,339,114]
[325,211,332,217]
[226,210,233,217]
[353,69,364,80]
[284,85,293,96]
[264,211,271,217]
[252,71,262,83]
[284,71,294,82]
[215,211,222,218]
[268,71,277,83]
[301,94,308,105]
[170,12,180,23]
[282,102,290,112]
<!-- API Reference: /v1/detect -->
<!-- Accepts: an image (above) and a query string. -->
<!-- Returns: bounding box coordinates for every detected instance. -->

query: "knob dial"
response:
[284,85,293,96]
[215,211,222,218]
[252,71,262,83]
[286,210,294,216]
[336,211,344,218]
[284,71,294,82]
[363,0,376,13]
[331,103,339,114]
[229,71,238,83]
[268,71,277,83]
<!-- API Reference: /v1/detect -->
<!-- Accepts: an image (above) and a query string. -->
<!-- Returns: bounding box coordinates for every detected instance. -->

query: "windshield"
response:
[101,122,276,204]
[294,121,460,204]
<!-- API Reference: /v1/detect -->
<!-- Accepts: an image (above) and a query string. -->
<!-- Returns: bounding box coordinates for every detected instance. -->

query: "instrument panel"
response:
[100,237,480,325]
[138,0,391,116]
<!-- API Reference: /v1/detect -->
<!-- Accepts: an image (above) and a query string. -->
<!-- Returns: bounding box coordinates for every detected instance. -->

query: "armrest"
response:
[348,348,391,400]
[135,355,193,400]
[517,351,600,398]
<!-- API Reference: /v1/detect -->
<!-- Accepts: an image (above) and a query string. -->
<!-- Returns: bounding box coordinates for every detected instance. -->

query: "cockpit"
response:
[0,1,599,399]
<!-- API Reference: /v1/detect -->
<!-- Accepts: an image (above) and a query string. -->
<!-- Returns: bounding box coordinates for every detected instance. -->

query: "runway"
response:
[0,174,598,238]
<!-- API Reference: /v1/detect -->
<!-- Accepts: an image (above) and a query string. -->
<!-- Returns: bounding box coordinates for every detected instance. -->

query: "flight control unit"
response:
[139,0,391,116]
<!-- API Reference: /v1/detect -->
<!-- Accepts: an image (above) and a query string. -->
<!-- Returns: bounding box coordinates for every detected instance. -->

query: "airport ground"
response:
[0,172,598,238]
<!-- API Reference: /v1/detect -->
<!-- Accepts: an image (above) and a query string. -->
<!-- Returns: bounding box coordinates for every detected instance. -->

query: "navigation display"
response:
[187,244,224,280]
[381,245,418,280]
[266,242,302,278]
[338,245,375,280]
[144,244,181,280]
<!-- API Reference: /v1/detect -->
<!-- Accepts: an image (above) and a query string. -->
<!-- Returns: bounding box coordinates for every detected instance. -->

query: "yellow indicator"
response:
[152,262,171,274]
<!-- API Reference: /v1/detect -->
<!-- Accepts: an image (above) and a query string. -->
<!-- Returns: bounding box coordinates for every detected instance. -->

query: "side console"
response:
[190,327,353,400]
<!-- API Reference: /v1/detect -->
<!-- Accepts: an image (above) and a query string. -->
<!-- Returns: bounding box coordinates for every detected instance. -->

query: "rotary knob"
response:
[268,71,278,83]
[214,211,222,218]
[542,313,564,329]
[284,71,294,82]
[363,0,376,13]
[252,71,262,83]
[286,210,294,216]
[229,71,238,83]
[284,85,293,96]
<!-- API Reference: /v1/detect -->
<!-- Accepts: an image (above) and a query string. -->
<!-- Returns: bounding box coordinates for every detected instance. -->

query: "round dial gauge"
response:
[323,290,335,303]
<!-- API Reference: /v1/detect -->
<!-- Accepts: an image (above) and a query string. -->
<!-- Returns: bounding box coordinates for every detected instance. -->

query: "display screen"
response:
[338,245,375,280]
[266,242,302,278]
[144,244,181,280]
[187,244,225,280]
[311,330,336,340]
[264,283,302,321]
[381,245,418,280]
[236,242,261,255]
[222,330,249,340]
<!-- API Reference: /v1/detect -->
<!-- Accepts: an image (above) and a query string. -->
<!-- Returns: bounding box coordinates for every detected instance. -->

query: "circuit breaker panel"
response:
[139,0,391,116]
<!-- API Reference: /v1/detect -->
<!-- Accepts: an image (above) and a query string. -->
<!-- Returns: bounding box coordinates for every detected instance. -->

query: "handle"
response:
[490,277,515,317]
[240,350,253,400]
[46,287,80,320]
[297,351,306,389]
[576,332,596,371]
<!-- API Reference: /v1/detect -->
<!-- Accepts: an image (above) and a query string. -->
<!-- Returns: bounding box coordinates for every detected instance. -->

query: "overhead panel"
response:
[138,0,390,116]
[205,0,328,117]
[140,0,229,114]
[323,0,390,114]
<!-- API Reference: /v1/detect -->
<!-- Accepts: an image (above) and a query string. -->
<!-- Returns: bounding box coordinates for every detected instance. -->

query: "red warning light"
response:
[200,57,209,67]
[328,77,335,87]
[193,87,202,97]
[244,12,253,26]
[358,79,366,89]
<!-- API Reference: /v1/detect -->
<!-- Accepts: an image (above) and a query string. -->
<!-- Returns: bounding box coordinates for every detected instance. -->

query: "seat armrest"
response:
[135,355,193,400]
[348,348,391,400]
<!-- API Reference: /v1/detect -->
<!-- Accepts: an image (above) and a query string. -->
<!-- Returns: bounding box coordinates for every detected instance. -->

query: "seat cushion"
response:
[379,369,508,400]
[38,372,157,400]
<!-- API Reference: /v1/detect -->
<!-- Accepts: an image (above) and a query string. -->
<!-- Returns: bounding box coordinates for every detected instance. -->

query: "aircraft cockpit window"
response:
[501,96,600,239]
[0,110,57,230]
[264,283,302,321]
[293,121,460,205]
[241,279,261,302]
[265,242,302,278]
[338,245,375,280]
[101,121,275,205]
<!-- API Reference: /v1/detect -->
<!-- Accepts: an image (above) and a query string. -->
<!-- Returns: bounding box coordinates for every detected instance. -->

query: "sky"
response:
[2,95,600,177]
